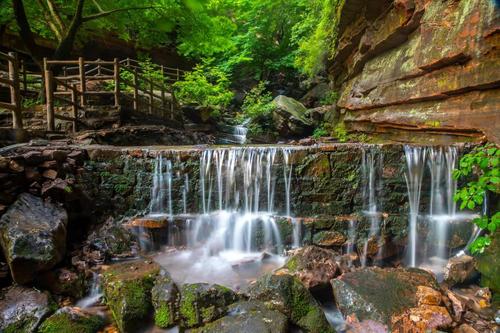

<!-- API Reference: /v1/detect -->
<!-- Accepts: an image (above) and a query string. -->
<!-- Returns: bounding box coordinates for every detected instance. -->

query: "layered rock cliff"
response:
[330,0,500,143]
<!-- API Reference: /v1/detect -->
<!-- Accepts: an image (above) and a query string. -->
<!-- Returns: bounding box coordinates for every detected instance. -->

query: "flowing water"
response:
[150,147,295,289]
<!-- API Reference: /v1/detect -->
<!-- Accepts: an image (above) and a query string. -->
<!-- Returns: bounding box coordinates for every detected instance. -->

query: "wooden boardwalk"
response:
[0,51,186,132]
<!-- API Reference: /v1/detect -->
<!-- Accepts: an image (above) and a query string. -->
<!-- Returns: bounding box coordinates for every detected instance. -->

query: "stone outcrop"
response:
[37,307,105,333]
[329,0,500,143]
[0,286,55,333]
[0,193,68,284]
[248,273,334,333]
[193,301,289,333]
[272,95,314,137]
[331,267,439,327]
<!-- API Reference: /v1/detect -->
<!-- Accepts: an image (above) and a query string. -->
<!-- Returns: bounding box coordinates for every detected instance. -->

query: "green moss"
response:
[201,305,216,322]
[154,304,173,328]
[285,256,299,271]
[38,312,104,333]
[179,285,199,327]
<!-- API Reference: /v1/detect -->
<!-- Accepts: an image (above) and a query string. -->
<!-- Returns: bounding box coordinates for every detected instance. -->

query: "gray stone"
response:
[0,193,68,284]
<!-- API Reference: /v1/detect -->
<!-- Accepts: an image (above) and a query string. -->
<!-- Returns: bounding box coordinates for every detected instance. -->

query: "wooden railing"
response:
[0,51,23,129]
[43,57,181,131]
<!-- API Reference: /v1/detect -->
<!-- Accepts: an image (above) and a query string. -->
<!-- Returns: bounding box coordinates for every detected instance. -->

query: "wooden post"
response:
[176,68,180,81]
[63,67,68,91]
[161,87,166,118]
[133,68,139,112]
[71,84,78,133]
[170,92,175,120]
[149,79,153,115]
[97,58,102,76]
[44,70,55,131]
[78,57,85,106]
[8,52,23,129]
[20,59,27,92]
[114,58,120,107]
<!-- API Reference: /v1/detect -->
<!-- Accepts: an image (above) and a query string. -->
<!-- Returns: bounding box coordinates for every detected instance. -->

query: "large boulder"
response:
[102,259,160,333]
[151,270,180,328]
[38,307,104,333]
[280,246,339,290]
[0,193,68,284]
[0,286,55,333]
[443,254,478,287]
[331,267,439,327]
[248,273,334,333]
[272,95,313,137]
[193,300,288,333]
[179,283,238,328]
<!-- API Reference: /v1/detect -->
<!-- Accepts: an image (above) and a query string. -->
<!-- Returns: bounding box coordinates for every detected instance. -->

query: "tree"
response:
[11,0,163,65]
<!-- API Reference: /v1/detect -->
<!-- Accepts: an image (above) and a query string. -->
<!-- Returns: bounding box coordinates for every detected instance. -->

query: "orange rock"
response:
[124,216,168,229]
[391,305,452,332]
[42,169,58,180]
[416,286,442,306]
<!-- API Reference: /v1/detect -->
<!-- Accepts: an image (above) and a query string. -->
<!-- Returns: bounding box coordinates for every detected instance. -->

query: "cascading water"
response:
[404,145,475,273]
[360,148,383,267]
[150,147,295,288]
[404,146,427,267]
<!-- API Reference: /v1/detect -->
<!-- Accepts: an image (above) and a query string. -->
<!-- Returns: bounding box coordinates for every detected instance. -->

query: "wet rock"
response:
[86,218,135,260]
[444,254,478,287]
[476,231,500,293]
[193,300,288,333]
[248,273,334,333]
[151,270,180,328]
[0,193,68,284]
[280,246,339,290]
[38,307,104,333]
[391,305,452,332]
[102,259,160,333]
[331,267,439,326]
[179,283,238,328]
[313,230,347,247]
[453,324,480,333]
[0,286,55,333]
[272,95,313,137]
[35,268,86,299]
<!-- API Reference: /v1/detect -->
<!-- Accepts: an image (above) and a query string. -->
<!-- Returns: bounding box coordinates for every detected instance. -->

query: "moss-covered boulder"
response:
[280,246,339,290]
[102,259,160,333]
[151,270,180,328]
[37,307,104,333]
[331,267,439,327]
[179,283,238,328]
[0,286,56,333]
[476,231,500,293]
[0,193,68,284]
[248,273,334,333]
[192,300,288,333]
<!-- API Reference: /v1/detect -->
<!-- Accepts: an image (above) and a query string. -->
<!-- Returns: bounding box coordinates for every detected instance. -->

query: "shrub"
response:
[320,91,339,106]
[312,126,329,139]
[173,62,234,113]
[453,143,500,254]
[236,81,276,136]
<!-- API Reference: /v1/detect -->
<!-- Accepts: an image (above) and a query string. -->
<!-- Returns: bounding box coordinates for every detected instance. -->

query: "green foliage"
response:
[236,81,276,136]
[21,97,41,109]
[293,0,342,77]
[173,62,234,112]
[312,126,328,139]
[453,144,500,254]
[333,122,348,142]
[320,91,339,106]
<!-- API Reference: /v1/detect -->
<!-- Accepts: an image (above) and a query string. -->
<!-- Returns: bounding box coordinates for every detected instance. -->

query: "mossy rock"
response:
[248,273,334,333]
[192,300,288,333]
[103,260,160,333]
[37,307,104,333]
[331,267,439,326]
[476,231,500,293]
[179,283,238,328]
[0,286,56,333]
[151,270,180,328]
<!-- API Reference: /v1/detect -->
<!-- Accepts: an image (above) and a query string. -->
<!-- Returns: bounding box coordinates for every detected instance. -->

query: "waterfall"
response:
[148,147,295,256]
[360,147,383,267]
[76,271,102,309]
[404,146,427,267]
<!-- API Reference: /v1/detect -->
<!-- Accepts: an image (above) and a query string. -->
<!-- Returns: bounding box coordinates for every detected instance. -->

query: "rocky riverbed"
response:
[0,141,498,333]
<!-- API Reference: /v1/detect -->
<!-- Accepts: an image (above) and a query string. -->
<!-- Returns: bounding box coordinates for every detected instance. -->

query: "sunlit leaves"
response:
[454,143,500,255]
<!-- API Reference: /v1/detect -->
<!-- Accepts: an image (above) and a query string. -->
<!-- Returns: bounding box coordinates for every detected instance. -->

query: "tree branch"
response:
[12,0,43,64]
[35,0,63,41]
[82,6,156,23]
[46,0,66,32]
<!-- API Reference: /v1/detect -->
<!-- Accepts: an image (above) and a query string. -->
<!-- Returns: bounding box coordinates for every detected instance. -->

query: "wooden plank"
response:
[46,60,79,65]
[0,52,17,62]
[0,101,16,110]
[114,58,120,107]
[79,57,85,106]
[0,77,14,86]
[8,52,22,129]
[45,70,55,131]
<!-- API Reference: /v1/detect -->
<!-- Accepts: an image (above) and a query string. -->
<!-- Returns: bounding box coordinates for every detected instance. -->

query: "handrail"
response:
[0,51,23,129]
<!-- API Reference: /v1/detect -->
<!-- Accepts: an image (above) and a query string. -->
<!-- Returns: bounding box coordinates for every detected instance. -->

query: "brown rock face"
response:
[330,0,500,143]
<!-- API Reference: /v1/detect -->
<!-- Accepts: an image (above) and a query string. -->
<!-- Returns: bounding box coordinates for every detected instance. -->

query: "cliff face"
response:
[330,0,500,143]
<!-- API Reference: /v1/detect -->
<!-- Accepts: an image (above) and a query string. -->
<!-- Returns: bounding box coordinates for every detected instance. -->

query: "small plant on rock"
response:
[236,81,276,136]
[453,143,500,254]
